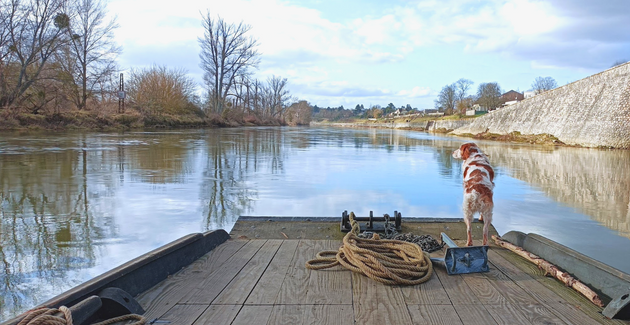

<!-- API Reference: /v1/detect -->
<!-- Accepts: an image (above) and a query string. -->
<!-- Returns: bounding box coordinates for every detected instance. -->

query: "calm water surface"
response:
[1,127,629,319]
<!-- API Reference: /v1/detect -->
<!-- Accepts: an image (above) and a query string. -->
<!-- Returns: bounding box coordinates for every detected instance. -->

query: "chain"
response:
[357,214,445,253]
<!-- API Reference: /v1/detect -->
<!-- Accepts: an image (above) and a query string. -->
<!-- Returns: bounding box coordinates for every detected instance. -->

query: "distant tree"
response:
[284,100,311,125]
[262,75,291,118]
[127,65,198,115]
[353,104,363,115]
[531,76,558,94]
[368,106,382,118]
[0,0,69,108]
[611,60,628,68]
[58,0,120,110]
[384,102,395,115]
[405,104,412,111]
[435,84,456,114]
[476,82,502,110]
[199,13,259,114]
[454,78,473,103]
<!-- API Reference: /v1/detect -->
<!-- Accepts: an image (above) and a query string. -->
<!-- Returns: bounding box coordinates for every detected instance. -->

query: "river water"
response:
[1,127,629,319]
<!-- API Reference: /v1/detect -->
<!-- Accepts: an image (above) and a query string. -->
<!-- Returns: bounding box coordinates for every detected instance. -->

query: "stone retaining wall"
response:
[452,62,630,148]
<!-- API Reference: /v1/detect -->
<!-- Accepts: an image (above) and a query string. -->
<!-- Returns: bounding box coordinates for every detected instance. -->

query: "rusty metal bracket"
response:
[340,210,402,232]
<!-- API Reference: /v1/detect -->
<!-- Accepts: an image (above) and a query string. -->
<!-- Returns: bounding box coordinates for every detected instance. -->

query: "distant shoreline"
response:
[315,119,571,147]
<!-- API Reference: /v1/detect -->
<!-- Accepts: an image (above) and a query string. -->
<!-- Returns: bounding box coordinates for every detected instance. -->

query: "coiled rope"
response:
[305,212,433,285]
[17,306,146,325]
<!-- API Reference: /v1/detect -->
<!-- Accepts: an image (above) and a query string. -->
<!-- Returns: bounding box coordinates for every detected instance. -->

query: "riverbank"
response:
[315,118,569,147]
[0,109,288,131]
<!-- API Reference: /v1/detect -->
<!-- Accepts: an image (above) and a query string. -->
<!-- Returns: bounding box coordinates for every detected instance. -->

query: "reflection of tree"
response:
[125,133,193,184]
[0,147,115,319]
[200,129,288,230]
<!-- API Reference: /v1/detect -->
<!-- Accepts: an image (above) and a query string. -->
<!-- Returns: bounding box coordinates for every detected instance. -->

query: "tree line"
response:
[435,76,558,115]
[0,0,311,127]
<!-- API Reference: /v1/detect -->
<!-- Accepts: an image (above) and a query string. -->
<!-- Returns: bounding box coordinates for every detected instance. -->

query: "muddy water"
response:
[1,127,629,319]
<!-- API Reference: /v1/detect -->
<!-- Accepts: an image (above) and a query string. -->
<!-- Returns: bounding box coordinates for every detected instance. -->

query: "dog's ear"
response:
[460,143,473,160]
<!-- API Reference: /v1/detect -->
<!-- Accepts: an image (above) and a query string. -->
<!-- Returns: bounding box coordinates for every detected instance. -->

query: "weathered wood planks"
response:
[137,238,616,325]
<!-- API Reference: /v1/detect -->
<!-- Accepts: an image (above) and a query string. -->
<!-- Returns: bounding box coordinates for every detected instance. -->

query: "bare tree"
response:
[0,0,69,108]
[531,76,558,94]
[476,82,502,110]
[59,0,120,110]
[454,78,473,103]
[435,84,456,114]
[263,75,291,118]
[611,59,628,68]
[198,13,259,114]
[0,0,13,102]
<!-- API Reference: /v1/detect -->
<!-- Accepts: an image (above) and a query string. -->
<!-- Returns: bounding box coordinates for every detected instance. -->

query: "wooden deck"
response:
[136,237,626,325]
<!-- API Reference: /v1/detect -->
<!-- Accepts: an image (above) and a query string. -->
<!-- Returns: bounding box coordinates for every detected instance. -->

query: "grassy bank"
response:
[457,131,567,146]
[0,109,288,131]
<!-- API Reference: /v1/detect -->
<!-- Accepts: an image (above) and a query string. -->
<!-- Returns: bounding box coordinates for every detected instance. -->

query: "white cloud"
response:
[107,0,630,107]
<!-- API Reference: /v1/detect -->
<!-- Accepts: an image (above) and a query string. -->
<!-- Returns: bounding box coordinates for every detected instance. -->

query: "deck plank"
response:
[193,305,242,325]
[407,304,464,325]
[433,265,481,305]
[302,305,354,325]
[245,240,299,305]
[453,305,499,325]
[149,304,208,325]
[231,306,274,325]
[461,273,508,305]
[180,239,267,304]
[484,303,534,325]
[511,303,568,325]
[490,248,625,325]
[266,305,303,324]
[481,266,539,305]
[305,240,353,305]
[275,240,314,304]
[400,269,451,305]
[352,273,414,325]
[138,240,249,319]
[212,240,283,305]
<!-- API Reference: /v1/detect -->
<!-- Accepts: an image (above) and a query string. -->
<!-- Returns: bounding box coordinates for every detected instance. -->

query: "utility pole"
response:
[118,73,125,113]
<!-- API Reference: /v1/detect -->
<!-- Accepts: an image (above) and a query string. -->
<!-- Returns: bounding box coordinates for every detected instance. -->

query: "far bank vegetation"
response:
[0,0,311,130]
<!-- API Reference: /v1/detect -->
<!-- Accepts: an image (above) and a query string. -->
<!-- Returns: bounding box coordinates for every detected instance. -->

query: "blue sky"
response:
[108,0,630,109]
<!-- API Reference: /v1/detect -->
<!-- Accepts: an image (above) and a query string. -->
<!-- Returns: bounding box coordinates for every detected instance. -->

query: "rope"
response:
[17,307,146,325]
[306,212,433,285]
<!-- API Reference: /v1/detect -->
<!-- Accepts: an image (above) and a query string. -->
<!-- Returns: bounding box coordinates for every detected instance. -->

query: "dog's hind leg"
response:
[463,198,474,246]
[480,209,493,246]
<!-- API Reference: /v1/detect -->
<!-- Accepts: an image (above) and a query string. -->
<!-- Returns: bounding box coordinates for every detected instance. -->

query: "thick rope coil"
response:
[306,212,433,285]
[17,306,146,325]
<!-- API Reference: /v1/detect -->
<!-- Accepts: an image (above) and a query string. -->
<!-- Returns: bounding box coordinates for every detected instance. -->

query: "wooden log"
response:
[492,235,604,307]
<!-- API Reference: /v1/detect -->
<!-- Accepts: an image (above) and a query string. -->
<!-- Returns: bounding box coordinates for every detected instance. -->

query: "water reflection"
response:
[0,128,629,320]
[482,145,630,239]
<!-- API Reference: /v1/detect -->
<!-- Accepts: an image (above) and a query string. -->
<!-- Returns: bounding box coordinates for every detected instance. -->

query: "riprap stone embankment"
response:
[452,62,630,148]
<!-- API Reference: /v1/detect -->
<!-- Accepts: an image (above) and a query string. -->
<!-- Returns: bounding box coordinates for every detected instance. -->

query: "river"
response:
[1,126,629,320]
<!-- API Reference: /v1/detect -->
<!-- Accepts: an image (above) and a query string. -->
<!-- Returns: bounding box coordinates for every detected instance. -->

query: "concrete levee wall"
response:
[452,62,630,148]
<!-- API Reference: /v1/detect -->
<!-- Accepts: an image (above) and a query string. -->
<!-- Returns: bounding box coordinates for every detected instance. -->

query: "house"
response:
[465,104,488,116]
[424,109,444,117]
[524,91,536,99]
[501,90,524,102]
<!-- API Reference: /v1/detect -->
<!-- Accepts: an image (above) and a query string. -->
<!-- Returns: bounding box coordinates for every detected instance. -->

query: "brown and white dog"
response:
[452,142,494,246]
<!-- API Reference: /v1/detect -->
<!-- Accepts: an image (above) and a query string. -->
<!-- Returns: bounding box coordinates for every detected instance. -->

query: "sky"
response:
[107,0,630,109]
